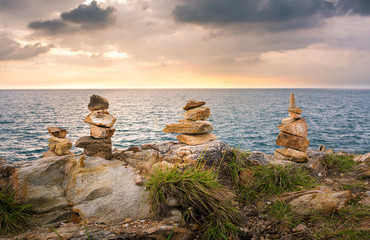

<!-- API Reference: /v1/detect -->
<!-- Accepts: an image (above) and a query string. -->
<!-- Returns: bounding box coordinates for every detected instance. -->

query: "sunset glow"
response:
[1,0,370,89]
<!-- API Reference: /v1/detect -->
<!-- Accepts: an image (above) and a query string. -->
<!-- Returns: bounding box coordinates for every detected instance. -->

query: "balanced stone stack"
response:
[274,93,309,162]
[43,127,73,158]
[163,100,217,145]
[76,95,116,159]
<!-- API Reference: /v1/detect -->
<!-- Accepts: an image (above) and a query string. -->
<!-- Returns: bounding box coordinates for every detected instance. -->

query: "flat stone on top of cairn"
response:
[274,93,309,162]
[163,100,217,145]
[43,127,73,158]
[76,95,116,159]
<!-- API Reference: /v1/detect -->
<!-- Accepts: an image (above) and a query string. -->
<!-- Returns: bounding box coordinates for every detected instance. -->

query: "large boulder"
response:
[12,155,150,226]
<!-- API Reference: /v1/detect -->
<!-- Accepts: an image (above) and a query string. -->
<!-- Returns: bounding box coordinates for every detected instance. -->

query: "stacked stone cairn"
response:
[163,100,217,145]
[274,93,309,162]
[76,95,116,159]
[43,127,73,158]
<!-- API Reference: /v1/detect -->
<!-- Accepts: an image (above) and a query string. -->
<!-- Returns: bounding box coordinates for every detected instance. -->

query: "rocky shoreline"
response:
[0,95,369,239]
[0,140,369,239]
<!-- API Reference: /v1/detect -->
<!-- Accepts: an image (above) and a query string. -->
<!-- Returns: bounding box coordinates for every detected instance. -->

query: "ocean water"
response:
[0,89,369,162]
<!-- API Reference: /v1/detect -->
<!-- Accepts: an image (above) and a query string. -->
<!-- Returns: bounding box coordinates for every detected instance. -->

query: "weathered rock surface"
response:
[163,119,213,134]
[177,133,217,145]
[276,132,310,151]
[354,152,370,162]
[278,118,308,138]
[288,106,302,114]
[88,94,109,111]
[0,161,17,190]
[76,136,112,159]
[277,188,352,215]
[47,127,67,138]
[288,112,302,119]
[12,155,150,226]
[281,116,296,125]
[84,110,116,128]
[116,140,230,173]
[275,148,308,162]
[48,137,73,155]
[183,100,206,110]
[183,106,210,121]
[90,125,115,139]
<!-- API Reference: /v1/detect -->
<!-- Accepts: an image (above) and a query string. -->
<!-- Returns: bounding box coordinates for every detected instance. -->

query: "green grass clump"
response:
[146,161,242,240]
[310,204,370,239]
[238,164,317,204]
[0,187,32,234]
[267,201,303,228]
[321,153,359,173]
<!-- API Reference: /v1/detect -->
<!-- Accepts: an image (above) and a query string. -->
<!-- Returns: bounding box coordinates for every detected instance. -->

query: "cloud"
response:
[28,20,69,34]
[61,0,115,26]
[0,35,49,61]
[28,1,116,34]
[172,0,370,30]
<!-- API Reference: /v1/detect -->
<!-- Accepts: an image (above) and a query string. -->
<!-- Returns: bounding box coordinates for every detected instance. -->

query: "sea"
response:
[0,89,369,162]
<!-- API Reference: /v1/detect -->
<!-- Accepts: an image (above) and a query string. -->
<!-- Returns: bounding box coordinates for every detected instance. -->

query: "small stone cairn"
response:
[76,95,116,159]
[43,127,73,158]
[274,93,309,162]
[163,100,217,145]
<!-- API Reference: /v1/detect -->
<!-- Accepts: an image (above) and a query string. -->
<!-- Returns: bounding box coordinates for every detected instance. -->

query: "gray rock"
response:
[169,209,183,224]
[12,155,150,226]
[166,197,181,207]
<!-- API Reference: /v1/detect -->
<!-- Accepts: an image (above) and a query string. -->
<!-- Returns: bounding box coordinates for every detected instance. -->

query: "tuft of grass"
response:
[309,204,370,239]
[267,201,303,228]
[146,161,242,239]
[237,164,317,204]
[0,187,32,234]
[321,153,359,173]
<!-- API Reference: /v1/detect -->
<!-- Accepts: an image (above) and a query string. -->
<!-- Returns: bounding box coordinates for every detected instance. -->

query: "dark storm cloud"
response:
[0,35,49,61]
[173,0,370,28]
[61,0,115,25]
[28,1,116,35]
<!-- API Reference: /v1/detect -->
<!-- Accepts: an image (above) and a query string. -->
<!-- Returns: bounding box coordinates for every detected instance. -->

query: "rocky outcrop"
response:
[276,187,352,215]
[116,140,231,175]
[12,155,150,226]
[163,100,217,145]
[275,93,309,162]
[77,95,116,159]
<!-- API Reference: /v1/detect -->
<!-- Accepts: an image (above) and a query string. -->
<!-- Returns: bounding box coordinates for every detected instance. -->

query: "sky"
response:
[0,0,370,89]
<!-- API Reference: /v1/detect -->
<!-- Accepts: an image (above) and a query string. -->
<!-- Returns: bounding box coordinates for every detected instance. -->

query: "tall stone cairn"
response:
[76,95,116,159]
[43,127,73,158]
[163,100,217,145]
[274,93,309,162]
